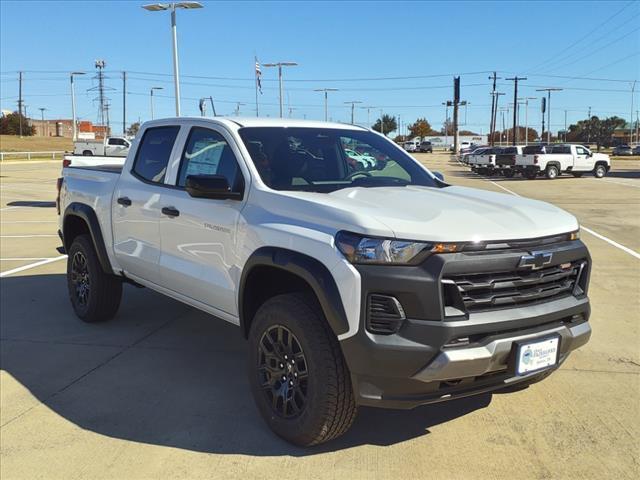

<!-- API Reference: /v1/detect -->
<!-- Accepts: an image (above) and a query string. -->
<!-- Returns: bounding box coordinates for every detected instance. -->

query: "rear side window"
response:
[132,126,180,183]
[177,127,242,189]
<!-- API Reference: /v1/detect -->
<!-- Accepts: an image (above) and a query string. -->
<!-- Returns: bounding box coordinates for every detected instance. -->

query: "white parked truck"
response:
[57,117,592,446]
[73,136,131,157]
[468,147,499,175]
[515,144,610,180]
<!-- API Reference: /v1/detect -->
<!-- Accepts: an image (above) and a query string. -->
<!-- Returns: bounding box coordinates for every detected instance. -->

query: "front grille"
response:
[444,260,586,312]
[367,294,406,334]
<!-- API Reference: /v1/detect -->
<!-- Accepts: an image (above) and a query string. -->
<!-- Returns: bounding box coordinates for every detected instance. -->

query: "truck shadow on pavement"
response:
[1,274,492,456]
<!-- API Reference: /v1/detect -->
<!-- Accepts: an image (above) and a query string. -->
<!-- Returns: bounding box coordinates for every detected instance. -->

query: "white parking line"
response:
[484,178,640,260]
[1,257,59,261]
[597,178,640,189]
[1,235,58,238]
[0,221,57,224]
[0,256,67,278]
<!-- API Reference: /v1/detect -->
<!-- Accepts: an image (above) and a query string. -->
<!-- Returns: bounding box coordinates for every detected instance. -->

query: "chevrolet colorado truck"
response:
[516,144,610,179]
[57,117,592,446]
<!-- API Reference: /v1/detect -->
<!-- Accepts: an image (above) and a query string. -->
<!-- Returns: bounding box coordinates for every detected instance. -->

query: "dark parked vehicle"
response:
[495,146,524,178]
[633,145,640,156]
[419,141,433,153]
[612,144,633,156]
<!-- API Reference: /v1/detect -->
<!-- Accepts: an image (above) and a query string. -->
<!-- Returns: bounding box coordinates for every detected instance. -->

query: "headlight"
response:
[336,231,433,264]
[570,229,580,241]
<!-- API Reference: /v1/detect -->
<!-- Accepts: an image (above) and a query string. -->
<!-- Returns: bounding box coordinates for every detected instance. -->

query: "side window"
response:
[132,126,180,184]
[177,127,242,188]
[109,138,125,146]
[576,146,587,155]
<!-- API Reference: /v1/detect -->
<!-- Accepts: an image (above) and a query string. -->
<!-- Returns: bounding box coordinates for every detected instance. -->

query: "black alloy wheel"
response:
[257,325,309,418]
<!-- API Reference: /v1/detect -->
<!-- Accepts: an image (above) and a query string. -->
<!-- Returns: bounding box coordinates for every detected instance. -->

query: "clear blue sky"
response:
[1,0,639,135]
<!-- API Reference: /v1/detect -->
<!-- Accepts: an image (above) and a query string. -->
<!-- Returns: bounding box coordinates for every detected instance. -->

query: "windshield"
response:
[238,127,439,193]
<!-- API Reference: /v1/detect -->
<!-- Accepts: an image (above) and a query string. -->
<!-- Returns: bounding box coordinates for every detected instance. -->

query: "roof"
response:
[143,116,369,131]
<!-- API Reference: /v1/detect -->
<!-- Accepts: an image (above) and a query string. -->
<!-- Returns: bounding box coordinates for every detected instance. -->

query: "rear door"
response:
[112,125,181,281]
[157,124,248,318]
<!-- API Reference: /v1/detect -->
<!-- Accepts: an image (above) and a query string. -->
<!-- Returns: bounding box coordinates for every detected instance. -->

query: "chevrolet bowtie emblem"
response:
[518,251,553,270]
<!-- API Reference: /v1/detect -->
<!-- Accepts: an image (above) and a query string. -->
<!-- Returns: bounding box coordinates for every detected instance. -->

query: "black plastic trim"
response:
[62,202,114,275]
[239,247,350,338]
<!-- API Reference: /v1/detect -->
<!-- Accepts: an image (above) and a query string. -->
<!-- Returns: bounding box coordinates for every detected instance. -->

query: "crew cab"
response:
[73,136,131,157]
[57,117,592,446]
[516,144,610,179]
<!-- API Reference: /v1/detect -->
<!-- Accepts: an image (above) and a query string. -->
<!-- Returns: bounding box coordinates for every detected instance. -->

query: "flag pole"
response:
[254,56,260,117]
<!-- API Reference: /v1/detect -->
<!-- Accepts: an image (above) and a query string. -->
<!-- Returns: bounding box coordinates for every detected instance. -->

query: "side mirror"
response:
[185,174,242,200]
[433,171,445,181]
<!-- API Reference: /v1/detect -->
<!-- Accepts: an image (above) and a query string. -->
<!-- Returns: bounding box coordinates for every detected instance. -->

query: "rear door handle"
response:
[117,196,132,207]
[161,206,180,218]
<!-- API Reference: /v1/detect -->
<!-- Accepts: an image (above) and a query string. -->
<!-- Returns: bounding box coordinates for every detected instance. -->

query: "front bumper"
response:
[339,240,592,409]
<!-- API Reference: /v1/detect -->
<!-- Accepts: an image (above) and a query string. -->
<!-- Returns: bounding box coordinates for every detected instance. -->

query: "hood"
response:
[283,185,578,242]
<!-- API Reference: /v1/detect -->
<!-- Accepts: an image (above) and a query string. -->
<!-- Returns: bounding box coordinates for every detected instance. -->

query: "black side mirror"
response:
[185,174,242,200]
[433,171,445,181]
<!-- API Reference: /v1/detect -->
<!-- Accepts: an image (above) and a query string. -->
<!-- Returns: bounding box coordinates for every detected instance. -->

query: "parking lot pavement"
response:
[1,157,639,479]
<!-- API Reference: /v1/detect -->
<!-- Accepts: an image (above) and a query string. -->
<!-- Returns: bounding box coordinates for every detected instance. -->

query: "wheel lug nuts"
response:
[284,355,288,359]
[289,381,294,386]
[279,363,284,368]
[281,376,286,381]
[294,372,298,377]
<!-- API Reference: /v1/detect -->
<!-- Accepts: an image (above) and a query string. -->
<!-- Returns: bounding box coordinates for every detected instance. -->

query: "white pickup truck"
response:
[57,117,592,446]
[515,144,610,180]
[74,136,131,157]
[468,147,498,175]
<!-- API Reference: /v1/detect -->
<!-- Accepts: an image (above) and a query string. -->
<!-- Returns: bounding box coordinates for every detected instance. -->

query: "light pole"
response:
[70,71,85,141]
[263,61,298,118]
[359,106,375,127]
[518,97,536,145]
[630,81,636,145]
[344,101,362,124]
[536,88,563,143]
[38,108,47,137]
[150,87,163,119]
[314,88,338,121]
[442,101,451,148]
[142,2,204,117]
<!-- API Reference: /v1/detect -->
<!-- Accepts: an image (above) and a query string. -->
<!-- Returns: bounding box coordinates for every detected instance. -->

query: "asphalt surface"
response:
[1,154,638,479]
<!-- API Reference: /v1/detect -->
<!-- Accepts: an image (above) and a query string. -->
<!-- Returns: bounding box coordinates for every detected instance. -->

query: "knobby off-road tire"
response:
[67,234,122,322]
[248,293,357,446]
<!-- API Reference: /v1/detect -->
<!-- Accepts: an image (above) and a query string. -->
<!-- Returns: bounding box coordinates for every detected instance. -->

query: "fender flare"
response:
[239,247,350,338]
[62,202,114,275]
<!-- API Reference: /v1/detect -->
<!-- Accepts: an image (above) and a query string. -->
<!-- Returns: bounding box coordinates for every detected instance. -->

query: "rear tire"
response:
[247,293,357,446]
[67,234,122,322]
[594,164,607,178]
[503,169,515,178]
[545,164,559,179]
[82,150,93,156]
[525,170,538,180]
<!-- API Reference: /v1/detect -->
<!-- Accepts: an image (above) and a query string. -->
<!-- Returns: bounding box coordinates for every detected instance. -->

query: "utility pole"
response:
[38,108,47,137]
[630,81,636,145]
[488,72,500,146]
[541,97,546,142]
[314,88,338,121]
[70,72,85,142]
[122,71,127,135]
[18,71,23,138]
[344,101,362,124]
[379,109,385,135]
[491,92,504,146]
[506,76,526,145]
[587,106,592,144]
[564,110,568,142]
[518,97,536,145]
[536,88,563,143]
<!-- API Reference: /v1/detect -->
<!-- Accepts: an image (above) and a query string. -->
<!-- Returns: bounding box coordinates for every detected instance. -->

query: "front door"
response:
[574,146,595,171]
[158,126,246,318]
[112,125,181,281]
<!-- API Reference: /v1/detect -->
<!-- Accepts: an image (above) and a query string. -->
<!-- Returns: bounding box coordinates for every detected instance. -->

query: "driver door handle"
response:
[161,206,180,218]
[117,196,132,207]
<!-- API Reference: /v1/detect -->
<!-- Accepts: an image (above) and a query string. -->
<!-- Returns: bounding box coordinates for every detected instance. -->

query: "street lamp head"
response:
[263,62,298,67]
[71,71,86,76]
[314,88,338,92]
[143,2,203,11]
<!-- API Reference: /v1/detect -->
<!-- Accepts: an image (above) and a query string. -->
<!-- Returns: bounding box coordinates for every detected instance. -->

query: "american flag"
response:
[255,57,262,94]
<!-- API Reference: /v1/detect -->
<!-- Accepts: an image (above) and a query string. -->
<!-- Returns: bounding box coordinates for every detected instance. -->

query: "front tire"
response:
[503,169,515,178]
[247,293,357,446]
[67,234,122,322]
[594,164,607,178]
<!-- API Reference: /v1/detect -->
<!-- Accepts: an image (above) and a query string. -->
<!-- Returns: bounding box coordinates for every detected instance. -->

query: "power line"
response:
[525,0,637,73]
